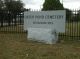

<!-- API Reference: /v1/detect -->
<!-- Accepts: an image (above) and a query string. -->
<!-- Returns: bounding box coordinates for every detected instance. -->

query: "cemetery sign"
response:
[24,10,66,32]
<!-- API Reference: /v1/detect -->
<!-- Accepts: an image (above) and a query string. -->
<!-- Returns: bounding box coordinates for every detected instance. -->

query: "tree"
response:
[75,10,80,21]
[42,0,73,22]
[0,0,3,10]
[4,0,24,12]
[0,0,4,27]
[42,0,64,10]
[4,0,24,25]
[65,8,73,22]
[77,10,80,21]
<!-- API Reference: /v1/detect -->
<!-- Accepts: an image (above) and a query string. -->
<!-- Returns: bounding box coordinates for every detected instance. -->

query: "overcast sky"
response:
[22,0,80,10]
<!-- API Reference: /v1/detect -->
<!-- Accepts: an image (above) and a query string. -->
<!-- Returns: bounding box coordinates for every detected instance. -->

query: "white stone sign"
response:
[27,28,58,44]
[24,10,66,33]
[24,10,66,44]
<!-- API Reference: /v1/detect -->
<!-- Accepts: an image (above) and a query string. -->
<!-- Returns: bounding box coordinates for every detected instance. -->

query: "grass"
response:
[0,33,80,59]
[59,22,80,41]
[66,22,80,36]
[0,22,80,59]
[0,25,23,32]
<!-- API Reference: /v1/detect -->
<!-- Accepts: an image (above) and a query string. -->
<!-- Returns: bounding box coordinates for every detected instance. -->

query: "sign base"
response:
[27,28,58,44]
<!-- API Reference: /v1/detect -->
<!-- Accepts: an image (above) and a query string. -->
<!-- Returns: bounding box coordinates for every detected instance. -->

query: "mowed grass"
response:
[59,22,80,41]
[0,22,80,59]
[0,25,23,32]
[66,22,80,36]
[0,33,80,59]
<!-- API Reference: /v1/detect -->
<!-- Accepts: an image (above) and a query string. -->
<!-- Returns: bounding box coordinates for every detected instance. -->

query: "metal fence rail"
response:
[0,10,80,40]
[0,10,24,33]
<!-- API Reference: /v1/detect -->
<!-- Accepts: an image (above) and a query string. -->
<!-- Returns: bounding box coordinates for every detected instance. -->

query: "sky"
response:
[22,0,80,10]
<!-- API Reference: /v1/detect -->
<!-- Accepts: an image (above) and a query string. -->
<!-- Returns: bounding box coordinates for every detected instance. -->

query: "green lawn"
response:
[0,22,80,59]
[59,22,80,41]
[0,33,80,59]
[66,22,80,36]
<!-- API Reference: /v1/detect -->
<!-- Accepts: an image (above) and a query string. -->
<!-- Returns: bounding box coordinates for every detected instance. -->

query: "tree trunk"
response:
[1,20,3,27]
